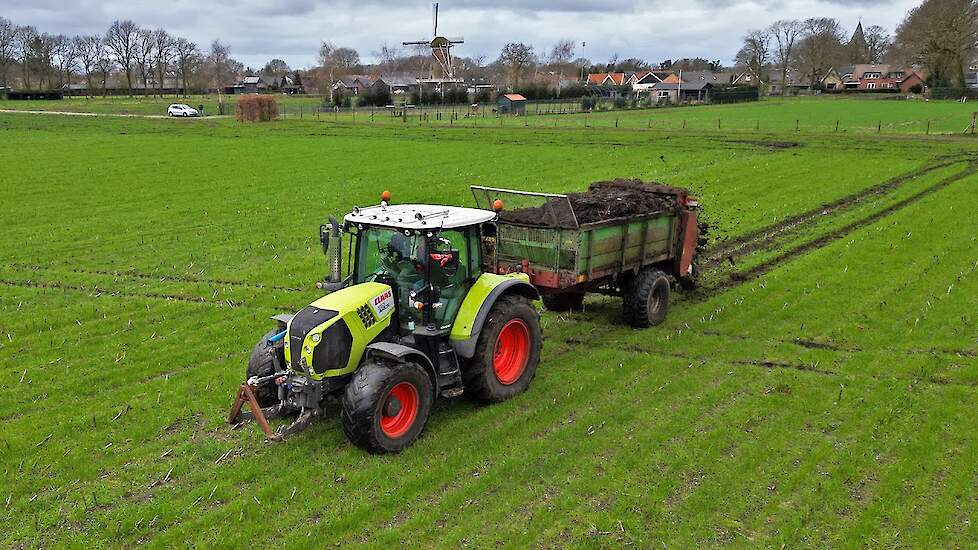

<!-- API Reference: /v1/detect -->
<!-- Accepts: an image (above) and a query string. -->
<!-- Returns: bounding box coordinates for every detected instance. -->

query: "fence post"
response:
[300,106,302,119]
[926,120,930,135]
[615,117,619,128]
[717,119,721,131]
[756,120,759,131]
[972,112,977,134]
[795,119,799,132]
[682,120,686,130]
[878,121,882,134]
[835,120,839,132]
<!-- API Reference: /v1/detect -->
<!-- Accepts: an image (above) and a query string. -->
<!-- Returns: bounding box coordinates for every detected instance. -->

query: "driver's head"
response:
[387,233,413,261]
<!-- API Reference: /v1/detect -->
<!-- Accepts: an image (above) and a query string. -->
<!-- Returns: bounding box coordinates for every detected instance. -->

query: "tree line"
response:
[0,17,248,96]
[736,0,978,90]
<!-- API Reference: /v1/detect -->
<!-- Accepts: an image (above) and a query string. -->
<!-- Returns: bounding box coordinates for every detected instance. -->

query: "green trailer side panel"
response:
[496,214,678,282]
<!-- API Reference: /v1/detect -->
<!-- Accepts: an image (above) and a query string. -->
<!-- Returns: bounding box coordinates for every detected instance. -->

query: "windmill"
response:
[403,3,464,83]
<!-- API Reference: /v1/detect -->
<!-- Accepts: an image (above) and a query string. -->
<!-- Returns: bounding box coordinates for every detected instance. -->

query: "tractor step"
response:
[440,387,464,399]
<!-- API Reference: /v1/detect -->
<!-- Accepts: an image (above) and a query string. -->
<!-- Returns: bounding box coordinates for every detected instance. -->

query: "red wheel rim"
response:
[380,382,419,438]
[493,318,530,385]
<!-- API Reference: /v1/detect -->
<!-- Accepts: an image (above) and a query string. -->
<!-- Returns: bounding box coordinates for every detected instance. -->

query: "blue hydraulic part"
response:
[267,330,286,346]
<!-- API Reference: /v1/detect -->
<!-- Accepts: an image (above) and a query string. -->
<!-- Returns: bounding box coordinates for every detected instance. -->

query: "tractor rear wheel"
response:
[246,329,285,407]
[464,295,542,404]
[622,267,671,328]
[542,292,585,312]
[341,360,433,454]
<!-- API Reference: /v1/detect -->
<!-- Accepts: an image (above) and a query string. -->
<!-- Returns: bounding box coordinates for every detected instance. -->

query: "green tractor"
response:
[229,192,542,453]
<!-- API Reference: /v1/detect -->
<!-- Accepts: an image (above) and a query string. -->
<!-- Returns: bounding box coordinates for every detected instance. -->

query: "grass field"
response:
[4,94,978,135]
[2,102,978,547]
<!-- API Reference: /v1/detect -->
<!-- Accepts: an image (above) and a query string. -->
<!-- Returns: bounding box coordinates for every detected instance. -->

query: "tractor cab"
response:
[344,203,494,335]
[231,192,542,454]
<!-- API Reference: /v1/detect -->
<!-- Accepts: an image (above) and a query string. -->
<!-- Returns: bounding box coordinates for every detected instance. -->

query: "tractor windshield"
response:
[355,227,471,330]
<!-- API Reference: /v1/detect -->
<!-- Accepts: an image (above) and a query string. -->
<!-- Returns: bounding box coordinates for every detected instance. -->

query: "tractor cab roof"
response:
[345,203,496,231]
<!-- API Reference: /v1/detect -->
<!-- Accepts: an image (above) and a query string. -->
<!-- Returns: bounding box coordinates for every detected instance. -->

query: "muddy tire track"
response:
[6,263,306,293]
[698,163,978,298]
[0,278,255,308]
[702,155,972,268]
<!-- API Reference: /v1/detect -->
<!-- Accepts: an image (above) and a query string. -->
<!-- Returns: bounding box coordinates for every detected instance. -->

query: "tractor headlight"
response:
[311,333,321,343]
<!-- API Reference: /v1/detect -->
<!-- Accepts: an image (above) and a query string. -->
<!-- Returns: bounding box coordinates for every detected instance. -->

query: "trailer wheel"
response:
[341,360,433,454]
[464,296,542,404]
[246,330,285,407]
[622,268,671,328]
[542,292,585,312]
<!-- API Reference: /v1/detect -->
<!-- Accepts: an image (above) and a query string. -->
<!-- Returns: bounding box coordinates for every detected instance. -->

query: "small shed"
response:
[497,93,527,115]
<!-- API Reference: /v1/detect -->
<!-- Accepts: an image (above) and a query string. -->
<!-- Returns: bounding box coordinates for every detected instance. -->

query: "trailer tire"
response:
[246,330,285,407]
[464,295,542,404]
[341,360,433,454]
[542,292,585,312]
[622,268,671,328]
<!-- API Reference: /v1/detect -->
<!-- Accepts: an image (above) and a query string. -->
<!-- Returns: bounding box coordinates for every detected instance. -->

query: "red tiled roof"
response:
[502,94,526,101]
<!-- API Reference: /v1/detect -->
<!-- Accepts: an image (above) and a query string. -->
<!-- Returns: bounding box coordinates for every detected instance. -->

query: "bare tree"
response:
[152,29,174,96]
[53,35,77,89]
[547,39,575,65]
[15,26,38,89]
[133,29,154,95]
[318,43,359,101]
[864,25,891,64]
[74,35,100,96]
[795,18,846,88]
[0,17,16,87]
[769,20,803,93]
[332,47,360,71]
[205,40,241,91]
[173,37,200,95]
[893,0,977,87]
[498,42,536,89]
[735,30,771,85]
[35,33,57,89]
[94,41,114,96]
[105,20,139,95]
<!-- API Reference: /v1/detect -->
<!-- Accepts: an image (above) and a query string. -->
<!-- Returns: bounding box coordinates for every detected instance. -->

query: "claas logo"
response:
[373,289,392,305]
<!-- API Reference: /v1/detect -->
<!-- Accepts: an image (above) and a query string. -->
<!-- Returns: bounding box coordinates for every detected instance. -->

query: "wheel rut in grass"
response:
[0,278,253,308]
[697,160,978,298]
[8,263,306,293]
[702,155,972,269]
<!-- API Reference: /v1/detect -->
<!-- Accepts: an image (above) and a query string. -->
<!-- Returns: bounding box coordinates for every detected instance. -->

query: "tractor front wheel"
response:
[341,360,433,454]
[464,295,542,404]
[246,329,285,407]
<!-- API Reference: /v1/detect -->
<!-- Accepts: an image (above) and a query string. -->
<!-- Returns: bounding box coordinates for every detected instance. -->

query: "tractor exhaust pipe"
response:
[317,216,345,293]
[327,216,341,283]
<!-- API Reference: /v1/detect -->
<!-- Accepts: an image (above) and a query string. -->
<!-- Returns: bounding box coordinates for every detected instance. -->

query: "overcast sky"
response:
[2,0,920,69]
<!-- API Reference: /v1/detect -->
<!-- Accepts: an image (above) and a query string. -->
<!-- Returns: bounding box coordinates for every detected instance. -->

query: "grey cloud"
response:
[0,0,918,68]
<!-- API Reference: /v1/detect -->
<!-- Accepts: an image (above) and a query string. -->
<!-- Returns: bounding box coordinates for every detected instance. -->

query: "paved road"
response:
[0,109,227,119]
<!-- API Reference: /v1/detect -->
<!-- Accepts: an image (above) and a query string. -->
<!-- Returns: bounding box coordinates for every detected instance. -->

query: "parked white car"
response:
[167,104,199,117]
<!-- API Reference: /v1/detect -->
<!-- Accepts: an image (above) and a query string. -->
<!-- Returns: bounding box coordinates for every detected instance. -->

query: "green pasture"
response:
[1,111,977,547]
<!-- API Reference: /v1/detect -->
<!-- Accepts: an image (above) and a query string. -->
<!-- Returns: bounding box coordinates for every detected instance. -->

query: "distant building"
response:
[497,93,526,114]
[835,65,925,92]
[225,75,268,94]
[333,75,379,95]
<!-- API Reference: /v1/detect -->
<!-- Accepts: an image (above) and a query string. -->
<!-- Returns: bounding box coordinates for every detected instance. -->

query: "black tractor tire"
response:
[622,267,671,328]
[463,295,542,404]
[246,329,285,407]
[542,292,585,312]
[341,360,434,454]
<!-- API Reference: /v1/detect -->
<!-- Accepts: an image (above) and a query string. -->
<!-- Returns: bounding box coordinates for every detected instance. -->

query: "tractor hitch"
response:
[228,382,283,442]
